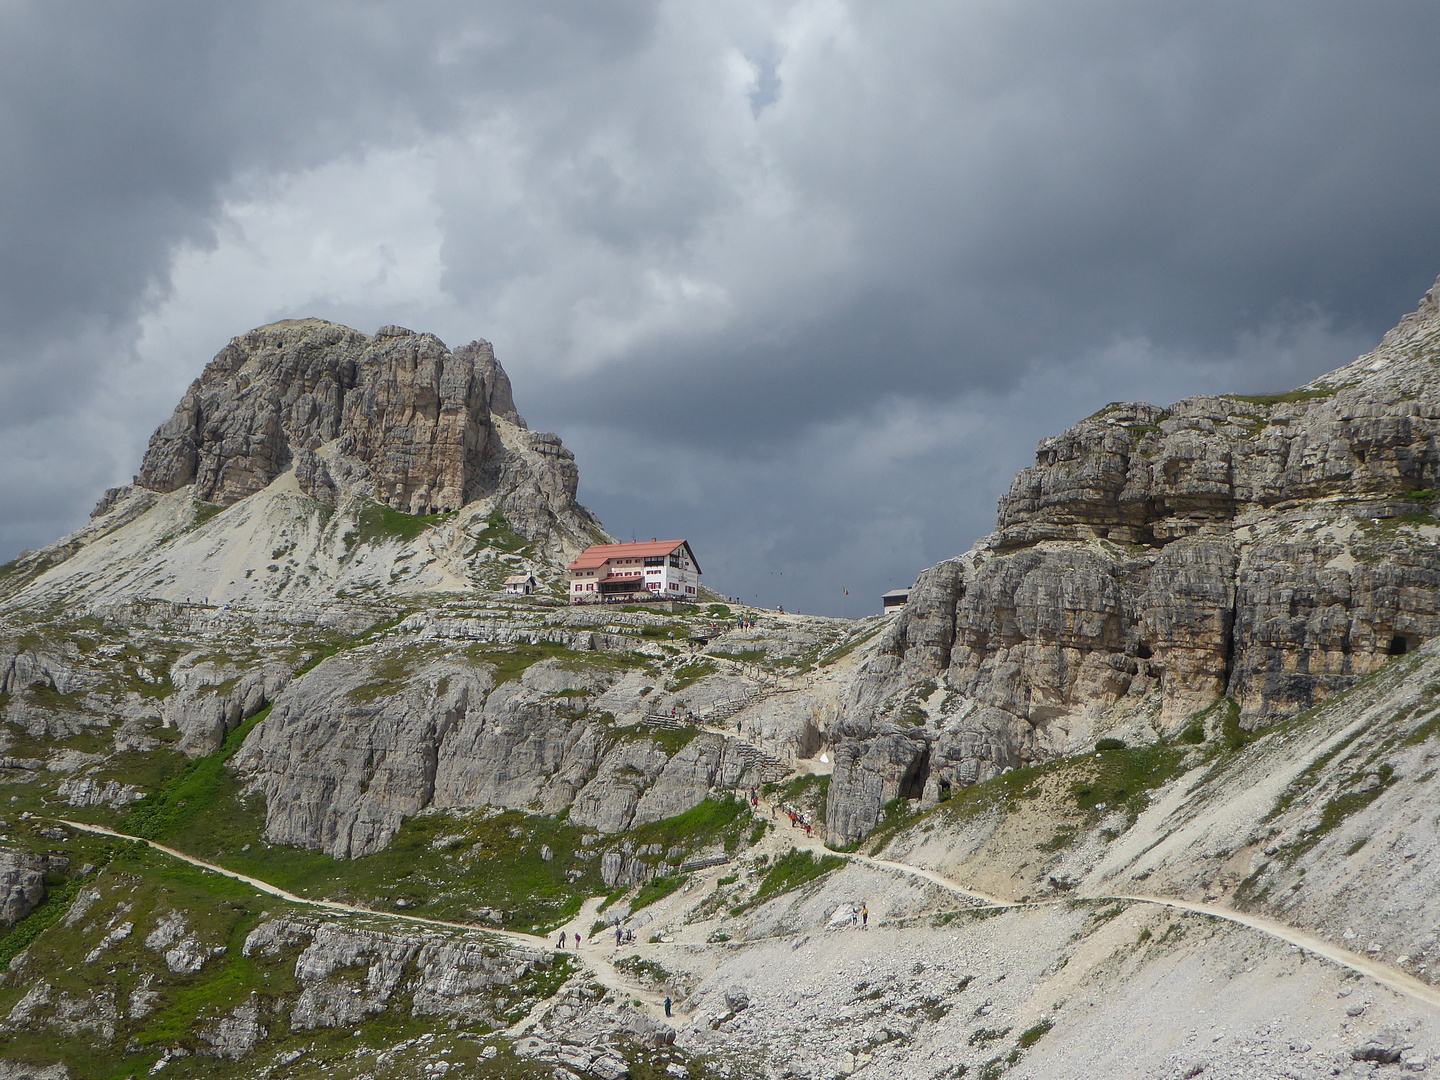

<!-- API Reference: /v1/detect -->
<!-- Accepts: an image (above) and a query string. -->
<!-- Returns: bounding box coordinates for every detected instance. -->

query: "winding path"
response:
[58,819,676,1030]
[56,812,1440,1019]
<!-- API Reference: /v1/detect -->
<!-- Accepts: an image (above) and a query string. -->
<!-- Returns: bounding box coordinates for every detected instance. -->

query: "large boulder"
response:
[0,849,46,924]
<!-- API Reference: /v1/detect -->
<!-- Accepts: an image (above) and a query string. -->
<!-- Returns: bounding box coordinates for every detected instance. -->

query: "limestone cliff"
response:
[135,320,529,516]
[828,275,1440,845]
[233,652,785,858]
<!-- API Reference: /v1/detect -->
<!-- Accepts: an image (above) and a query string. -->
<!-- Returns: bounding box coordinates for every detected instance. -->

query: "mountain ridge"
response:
[4,287,1440,1078]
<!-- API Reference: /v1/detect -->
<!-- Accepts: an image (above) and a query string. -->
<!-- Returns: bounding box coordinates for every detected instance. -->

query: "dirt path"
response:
[57,819,671,1022]
[749,800,1440,1015]
[59,808,1440,1019]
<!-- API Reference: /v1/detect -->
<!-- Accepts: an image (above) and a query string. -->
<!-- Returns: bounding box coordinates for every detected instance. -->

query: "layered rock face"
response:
[234,652,780,858]
[829,276,1440,844]
[133,319,564,520]
[0,849,46,924]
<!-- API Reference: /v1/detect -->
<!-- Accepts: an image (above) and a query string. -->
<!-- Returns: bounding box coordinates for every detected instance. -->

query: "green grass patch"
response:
[351,501,452,546]
[1401,708,1440,747]
[23,680,90,713]
[614,723,700,757]
[628,797,748,855]
[1017,1019,1052,1049]
[124,706,272,840]
[185,500,227,532]
[765,772,829,806]
[474,508,533,555]
[1068,741,1191,821]
[630,874,686,912]
[819,620,888,668]
[666,659,717,692]
[750,848,844,905]
[1224,384,1339,407]
[1265,725,1368,822]
[968,1027,1011,1047]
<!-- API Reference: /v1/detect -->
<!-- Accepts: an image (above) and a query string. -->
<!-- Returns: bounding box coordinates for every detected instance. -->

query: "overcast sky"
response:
[4,1,1440,616]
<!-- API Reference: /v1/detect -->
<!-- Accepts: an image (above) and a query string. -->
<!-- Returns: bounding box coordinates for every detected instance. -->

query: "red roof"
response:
[568,540,699,573]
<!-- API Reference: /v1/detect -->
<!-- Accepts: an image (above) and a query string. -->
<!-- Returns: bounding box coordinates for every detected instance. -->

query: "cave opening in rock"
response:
[901,745,931,802]
[938,780,952,803]
[1388,635,1410,656]
[1135,642,1153,660]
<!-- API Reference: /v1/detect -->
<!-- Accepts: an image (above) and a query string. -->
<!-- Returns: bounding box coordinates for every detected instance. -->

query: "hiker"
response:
[806,823,812,838]
[558,931,567,949]
[862,905,868,927]
[851,909,858,928]
[664,996,673,1018]
[616,926,623,946]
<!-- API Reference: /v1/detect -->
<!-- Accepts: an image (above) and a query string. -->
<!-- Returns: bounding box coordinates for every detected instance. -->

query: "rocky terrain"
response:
[0,320,608,614]
[3,286,1440,1078]
[826,277,1440,846]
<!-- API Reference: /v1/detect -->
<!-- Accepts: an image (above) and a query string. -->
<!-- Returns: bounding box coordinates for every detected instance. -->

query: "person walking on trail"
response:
[862,905,868,927]
[558,931,567,949]
[616,925,623,946]
[664,996,673,1018]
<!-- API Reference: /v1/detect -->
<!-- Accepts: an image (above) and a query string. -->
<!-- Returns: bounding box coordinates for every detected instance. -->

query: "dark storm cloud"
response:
[4,1,1440,612]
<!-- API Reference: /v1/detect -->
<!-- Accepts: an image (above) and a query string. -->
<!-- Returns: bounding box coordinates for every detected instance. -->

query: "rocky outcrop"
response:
[0,849,46,924]
[56,778,143,809]
[830,274,1440,845]
[233,649,488,859]
[162,657,292,757]
[234,648,784,858]
[244,915,547,1031]
[197,1003,266,1060]
[133,319,582,529]
[0,1063,69,1080]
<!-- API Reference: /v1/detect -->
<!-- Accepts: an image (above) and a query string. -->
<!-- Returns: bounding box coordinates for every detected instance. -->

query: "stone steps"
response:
[643,713,691,731]
[729,740,790,784]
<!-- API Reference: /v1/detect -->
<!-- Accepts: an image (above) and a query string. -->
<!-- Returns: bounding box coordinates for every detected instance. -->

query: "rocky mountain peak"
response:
[134,319,534,516]
[3,319,608,613]
[828,272,1440,845]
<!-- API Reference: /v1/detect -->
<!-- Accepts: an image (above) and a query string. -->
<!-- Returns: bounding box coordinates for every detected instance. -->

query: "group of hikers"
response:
[556,925,644,950]
[767,797,815,838]
[739,787,817,838]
